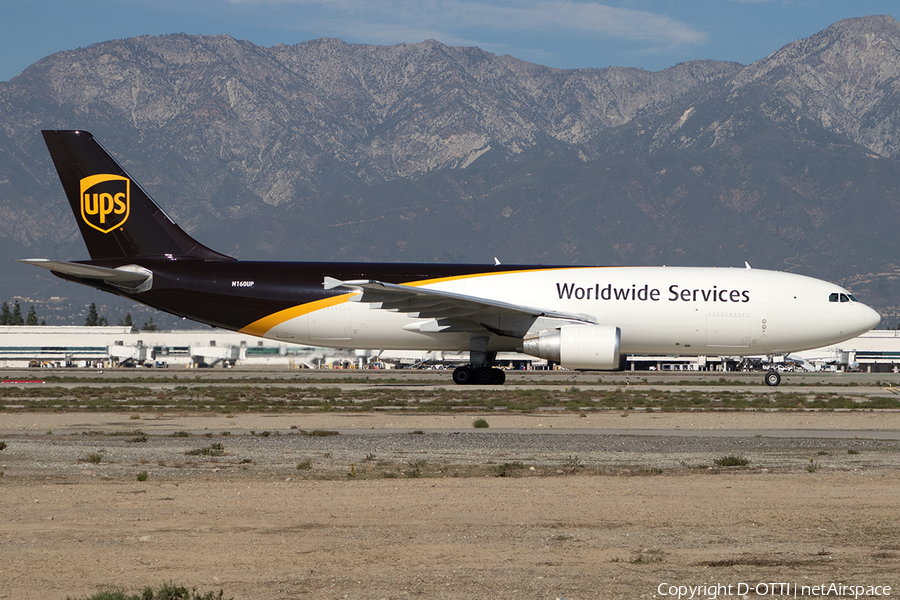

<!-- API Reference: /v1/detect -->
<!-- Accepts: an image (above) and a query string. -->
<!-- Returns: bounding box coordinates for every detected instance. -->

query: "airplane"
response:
[22,130,881,386]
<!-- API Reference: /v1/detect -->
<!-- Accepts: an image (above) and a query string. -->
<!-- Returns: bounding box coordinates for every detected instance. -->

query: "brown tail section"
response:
[42,130,234,262]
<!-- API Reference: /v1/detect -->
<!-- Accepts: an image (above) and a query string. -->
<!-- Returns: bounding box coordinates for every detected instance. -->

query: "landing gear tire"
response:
[453,366,505,385]
[474,367,494,385]
[765,370,781,387]
[452,366,473,385]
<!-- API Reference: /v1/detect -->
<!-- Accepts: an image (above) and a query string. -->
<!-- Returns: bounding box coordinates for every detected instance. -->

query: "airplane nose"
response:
[862,304,881,331]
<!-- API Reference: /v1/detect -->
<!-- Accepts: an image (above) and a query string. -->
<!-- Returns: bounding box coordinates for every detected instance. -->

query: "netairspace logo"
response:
[656,582,892,599]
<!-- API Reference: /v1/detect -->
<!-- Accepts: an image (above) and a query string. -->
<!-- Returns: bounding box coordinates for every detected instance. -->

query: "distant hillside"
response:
[1,16,900,327]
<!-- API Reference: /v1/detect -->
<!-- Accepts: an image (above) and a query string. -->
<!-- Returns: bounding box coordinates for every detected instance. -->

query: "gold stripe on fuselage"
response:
[238,266,596,337]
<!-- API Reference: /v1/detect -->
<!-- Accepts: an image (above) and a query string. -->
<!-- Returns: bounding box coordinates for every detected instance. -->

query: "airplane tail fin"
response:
[41,130,234,262]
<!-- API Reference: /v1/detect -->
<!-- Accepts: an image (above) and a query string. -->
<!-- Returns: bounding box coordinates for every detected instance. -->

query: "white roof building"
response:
[1,326,898,372]
[0,326,363,369]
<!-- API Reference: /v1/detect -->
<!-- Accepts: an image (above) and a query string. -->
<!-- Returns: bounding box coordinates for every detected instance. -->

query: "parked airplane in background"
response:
[23,130,881,386]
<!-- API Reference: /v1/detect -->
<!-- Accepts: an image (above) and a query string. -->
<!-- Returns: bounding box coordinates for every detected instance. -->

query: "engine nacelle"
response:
[521,324,621,370]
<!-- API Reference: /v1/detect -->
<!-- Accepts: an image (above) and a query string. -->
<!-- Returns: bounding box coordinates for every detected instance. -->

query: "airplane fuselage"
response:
[67,260,879,358]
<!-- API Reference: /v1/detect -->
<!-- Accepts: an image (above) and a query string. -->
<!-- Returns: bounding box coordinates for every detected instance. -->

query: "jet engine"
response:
[521,324,621,370]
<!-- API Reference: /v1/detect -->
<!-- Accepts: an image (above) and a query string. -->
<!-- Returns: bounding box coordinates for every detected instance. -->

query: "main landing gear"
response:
[453,334,506,385]
[452,365,506,385]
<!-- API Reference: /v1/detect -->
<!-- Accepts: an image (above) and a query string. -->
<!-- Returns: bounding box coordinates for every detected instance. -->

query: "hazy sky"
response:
[2,0,898,81]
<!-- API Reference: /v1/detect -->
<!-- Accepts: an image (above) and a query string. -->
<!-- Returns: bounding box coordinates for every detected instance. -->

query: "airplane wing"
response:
[20,259,153,292]
[324,276,596,337]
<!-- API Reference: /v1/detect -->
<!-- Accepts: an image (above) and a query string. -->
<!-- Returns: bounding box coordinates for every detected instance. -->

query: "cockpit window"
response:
[828,292,859,302]
[829,292,856,303]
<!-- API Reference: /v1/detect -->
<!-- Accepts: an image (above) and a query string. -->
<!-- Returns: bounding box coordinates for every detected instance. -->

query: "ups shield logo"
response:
[80,174,130,233]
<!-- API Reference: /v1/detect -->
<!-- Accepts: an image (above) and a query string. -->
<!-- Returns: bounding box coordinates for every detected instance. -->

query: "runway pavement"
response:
[4,366,900,393]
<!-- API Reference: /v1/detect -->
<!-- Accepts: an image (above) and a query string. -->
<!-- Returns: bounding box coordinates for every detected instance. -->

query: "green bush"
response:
[472,418,489,429]
[713,455,749,467]
[495,462,526,477]
[185,443,224,457]
[66,582,229,600]
[563,455,583,470]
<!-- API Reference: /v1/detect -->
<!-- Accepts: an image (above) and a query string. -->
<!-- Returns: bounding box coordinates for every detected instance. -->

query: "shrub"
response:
[563,455,583,470]
[495,462,526,477]
[66,582,229,599]
[136,471,148,482]
[305,429,339,437]
[713,455,749,467]
[185,443,224,457]
[405,458,427,478]
[472,418,489,429]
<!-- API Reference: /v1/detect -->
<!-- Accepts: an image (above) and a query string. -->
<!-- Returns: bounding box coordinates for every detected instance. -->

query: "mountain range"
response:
[1,15,899,328]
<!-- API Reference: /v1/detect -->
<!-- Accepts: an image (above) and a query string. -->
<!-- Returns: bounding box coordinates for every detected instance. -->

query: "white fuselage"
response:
[264,266,881,357]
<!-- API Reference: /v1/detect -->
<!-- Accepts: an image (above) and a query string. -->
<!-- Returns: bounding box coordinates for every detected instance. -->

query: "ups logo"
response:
[80,174,130,233]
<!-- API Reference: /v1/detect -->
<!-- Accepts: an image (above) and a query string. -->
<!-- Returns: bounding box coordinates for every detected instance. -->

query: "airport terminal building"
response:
[0,326,367,370]
[1,325,899,373]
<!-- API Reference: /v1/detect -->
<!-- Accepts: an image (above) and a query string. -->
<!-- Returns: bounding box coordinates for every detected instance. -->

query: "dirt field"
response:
[2,408,899,600]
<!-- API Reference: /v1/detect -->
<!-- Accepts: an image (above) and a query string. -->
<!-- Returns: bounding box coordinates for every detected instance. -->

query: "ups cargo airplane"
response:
[23,130,881,386]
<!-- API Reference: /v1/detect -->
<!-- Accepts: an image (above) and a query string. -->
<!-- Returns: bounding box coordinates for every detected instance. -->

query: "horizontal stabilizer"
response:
[20,259,153,292]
